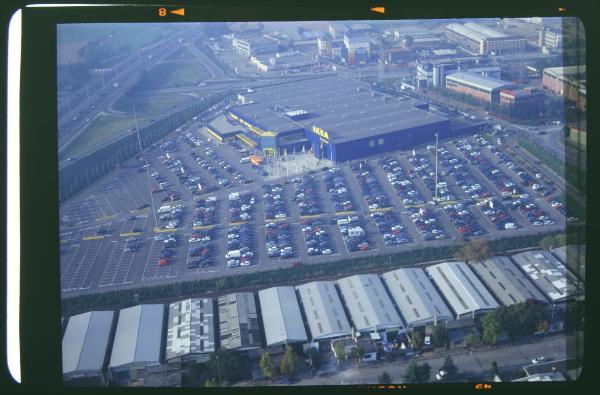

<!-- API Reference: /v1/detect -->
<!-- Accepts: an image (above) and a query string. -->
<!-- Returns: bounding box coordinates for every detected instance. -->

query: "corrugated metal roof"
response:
[336,274,405,333]
[109,304,164,369]
[62,311,114,376]
[166,298,215,360]
[470,256,547,306]
[446,23,488,42]
[510,250,577,302]
[382,268,454,327]
[446,72,514,92]
[258,287,307,346]
[426,262,499,317]
[296,281,352,340]
[218,293,261,350]
[463,22,508,38]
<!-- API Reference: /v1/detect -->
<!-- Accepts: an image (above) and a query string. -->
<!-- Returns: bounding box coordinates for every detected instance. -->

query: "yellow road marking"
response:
[335,210,356,216]
[120,232,142,237]
[82,236,104,240]
[95,214,117,222]
[153,227,178,233]
[193,225,216,230]
[299,214,323,219]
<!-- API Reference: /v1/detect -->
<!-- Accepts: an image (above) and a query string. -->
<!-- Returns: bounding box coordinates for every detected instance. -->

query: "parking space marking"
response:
[142,239,180,282]
[61,241,102,292]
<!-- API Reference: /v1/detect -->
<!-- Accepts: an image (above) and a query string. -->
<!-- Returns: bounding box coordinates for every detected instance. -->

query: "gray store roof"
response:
[463,22,509,39]
[231,75,448,142]
[296,281,352,341]
[446,23,488,42]
[109,304,164,369]
[382,268,454,327]
[258,287,308,346]
[510,250,578,302]
[208,115,244,135]
[166,298,215,360]
[426,261,499,318]
[218,292,262,350]
[469,256,547,306]
[336,274,405,333]
[446,72,515,92]
[62,311,114,377]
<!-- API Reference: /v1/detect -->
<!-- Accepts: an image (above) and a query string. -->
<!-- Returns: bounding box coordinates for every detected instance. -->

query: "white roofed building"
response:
[258,287,308,347]
[336,274,406,335]
[62,311,114,385]
[382,268,454,328]
[426,262,499,319]
[165,298,215,363]
[296,281,352,342]
[108,304,165,385]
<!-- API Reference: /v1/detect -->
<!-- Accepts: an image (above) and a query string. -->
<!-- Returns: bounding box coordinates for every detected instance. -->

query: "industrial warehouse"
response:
[208,75,476,162]
[61,250,576,386]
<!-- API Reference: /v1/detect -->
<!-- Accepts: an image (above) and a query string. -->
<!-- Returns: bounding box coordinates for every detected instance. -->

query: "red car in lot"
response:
[158,257,171,266]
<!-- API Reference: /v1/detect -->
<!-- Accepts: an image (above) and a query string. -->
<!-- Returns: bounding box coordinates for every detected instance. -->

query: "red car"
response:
[158,257,171,266]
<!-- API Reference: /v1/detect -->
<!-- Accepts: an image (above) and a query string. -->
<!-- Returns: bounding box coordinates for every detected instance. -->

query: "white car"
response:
[227,259,240,267]
[531,357,546,364]
[321,249,332,255]
[275,213,287,219]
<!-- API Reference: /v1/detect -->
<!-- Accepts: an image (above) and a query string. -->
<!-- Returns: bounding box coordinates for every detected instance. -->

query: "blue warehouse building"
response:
[220,75,465,162]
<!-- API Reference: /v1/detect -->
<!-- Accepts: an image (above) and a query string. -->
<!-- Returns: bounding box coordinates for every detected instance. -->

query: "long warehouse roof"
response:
[382,268,454,327]
[109,304,164,369]
[446,72,515,92]
[218,292,262,350]
[166,298,215,360]
[463,22,509,38]
[510,250,578,302]
[296,281,352,341]
[426,261,499,317]
[62,311,114,376]
[258,287,308,346]
[336,274,405,333]
[231,75,448,142]
[469,256,548,306]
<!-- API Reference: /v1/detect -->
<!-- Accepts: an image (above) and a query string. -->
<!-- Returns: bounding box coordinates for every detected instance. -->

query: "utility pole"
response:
[434,132,439,201]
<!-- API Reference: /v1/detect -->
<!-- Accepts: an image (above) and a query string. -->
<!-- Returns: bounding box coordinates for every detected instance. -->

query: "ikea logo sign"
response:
[312,126,329,141]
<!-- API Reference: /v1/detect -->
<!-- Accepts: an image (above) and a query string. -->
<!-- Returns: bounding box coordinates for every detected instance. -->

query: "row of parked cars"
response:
[153,233,178,266]
[262,183,288,220]
[188,230,214,269]
[444,204,486,237]
[370,211,411,246]
[301,219,334,256]
[336,215,371,252]
[477,198,518,230]
[229,191,255,223]
[409,153,456,203]
[191,147,233,189]
[225,223,255,267]
[407,207,447,241]
[443,143,493,202]
[193,196,217,227]
[266,222,295,258]
[292,175,322,216]
[157,204,184,230]
[379,156,426,206]
[350,161,390,210]
[210,147,252,185]
[324,168,355,213]
[512,198,556,227]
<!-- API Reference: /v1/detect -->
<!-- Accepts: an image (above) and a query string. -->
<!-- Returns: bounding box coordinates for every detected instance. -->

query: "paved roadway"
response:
[283,334,567,385]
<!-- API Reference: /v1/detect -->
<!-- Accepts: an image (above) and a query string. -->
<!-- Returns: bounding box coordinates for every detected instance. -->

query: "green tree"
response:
[279,346,299,377]
[333,342,346,362]
[404,361,431,383]
[539,235,556,251]
[259,352,276,379]
[306,347,321,369]
[206,350,250,385]
[441,356,458,376]
[464,332,480,348]
[378,371,393,384]
[204,378,218,387]
[431,324,448,348]
[350,346,365,364]
[410,330,423,350]
[538,320,549,335]
[453,238,491,263]
[482,312,502,345]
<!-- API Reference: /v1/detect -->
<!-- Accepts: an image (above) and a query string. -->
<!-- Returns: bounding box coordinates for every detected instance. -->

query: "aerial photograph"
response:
[58,18,585,387]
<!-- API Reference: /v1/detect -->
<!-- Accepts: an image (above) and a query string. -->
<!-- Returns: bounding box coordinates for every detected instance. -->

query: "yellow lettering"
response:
[312,126,329,141]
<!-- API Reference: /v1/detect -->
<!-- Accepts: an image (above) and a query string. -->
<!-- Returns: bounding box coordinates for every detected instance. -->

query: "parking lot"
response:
[60,115,567,297]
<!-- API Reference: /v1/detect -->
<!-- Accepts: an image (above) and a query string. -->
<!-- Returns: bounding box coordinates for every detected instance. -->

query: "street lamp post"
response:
[434,133,439,201]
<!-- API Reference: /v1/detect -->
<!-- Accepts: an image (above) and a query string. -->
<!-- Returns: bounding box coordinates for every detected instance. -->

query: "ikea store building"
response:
[211,75,464,162]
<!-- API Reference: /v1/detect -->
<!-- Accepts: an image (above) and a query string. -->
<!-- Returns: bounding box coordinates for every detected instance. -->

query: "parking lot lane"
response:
[61,241,102,292]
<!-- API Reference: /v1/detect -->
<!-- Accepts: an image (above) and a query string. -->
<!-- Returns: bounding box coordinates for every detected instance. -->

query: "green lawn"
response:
[62,114,150,158]
[113,93,194,115]
[134,60,213,91]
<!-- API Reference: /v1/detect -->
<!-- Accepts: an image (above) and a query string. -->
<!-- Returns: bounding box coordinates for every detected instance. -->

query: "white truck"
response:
[240,157,251,164]
[228,192,240,201]
[504,222,517,230]
[158,205,171,213]
[225,250,241,259]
